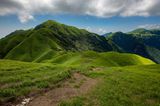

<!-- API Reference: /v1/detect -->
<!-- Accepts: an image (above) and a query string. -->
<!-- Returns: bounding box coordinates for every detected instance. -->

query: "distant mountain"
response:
[129,28,160,36]
[106,30,160,63]
[101,32,112,37]
[0,20,115,62]
[128,28,150,34]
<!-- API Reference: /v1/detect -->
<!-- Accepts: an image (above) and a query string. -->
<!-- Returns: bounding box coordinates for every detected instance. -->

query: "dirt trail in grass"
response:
[23,73,97,106]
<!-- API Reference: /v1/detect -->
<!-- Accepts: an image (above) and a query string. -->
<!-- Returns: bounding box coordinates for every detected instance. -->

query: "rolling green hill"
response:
[0,53,157,105]
[42,51,155,67]
[0,29,33,58]
[1,20,160,63]
[0,51,155,103]
[0,20,114,62]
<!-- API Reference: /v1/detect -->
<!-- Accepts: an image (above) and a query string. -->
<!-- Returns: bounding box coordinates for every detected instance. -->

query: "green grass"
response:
[78,64,160,106]
[0,51,157,105]
[44,51,155,67]
[59,97,84,106]
[0,59,71,103]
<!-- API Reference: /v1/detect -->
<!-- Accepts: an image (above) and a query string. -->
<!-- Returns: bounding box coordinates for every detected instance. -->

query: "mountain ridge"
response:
[106,30,160,63]
[0,20,160,63]
[0,20,115,62]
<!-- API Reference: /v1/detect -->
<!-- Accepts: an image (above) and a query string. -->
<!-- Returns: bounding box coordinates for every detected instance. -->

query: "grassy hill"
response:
[0,51,155,104]
[0,20,114,62]
[0,55,158,105]
[42,51,155,67]
[1,20,160,63]
[0,30,33,58]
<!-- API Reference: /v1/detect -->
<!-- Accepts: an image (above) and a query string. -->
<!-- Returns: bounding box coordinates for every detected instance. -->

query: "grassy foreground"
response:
[0,60,71,103]
[0,51,159,105]
[60,65,160,106]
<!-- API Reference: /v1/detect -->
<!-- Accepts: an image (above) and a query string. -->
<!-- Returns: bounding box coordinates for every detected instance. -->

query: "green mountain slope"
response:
[0,53,156,104]
[106,30,160,63]
[0,20,160,63]
[0,30,33,58]
[0,20,114,62]
[42,51,155,67]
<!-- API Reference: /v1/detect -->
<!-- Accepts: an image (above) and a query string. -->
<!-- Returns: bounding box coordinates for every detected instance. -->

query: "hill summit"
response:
[0,20,115,62]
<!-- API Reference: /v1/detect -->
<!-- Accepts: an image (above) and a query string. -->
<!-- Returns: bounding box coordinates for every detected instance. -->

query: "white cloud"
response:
[18,12,34,23]
[0,0,160,23]
[85,27,107,34]
[138,24,160,29]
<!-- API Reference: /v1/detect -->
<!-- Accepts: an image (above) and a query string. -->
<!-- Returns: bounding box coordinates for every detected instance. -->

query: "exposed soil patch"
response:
[16,73,98,106]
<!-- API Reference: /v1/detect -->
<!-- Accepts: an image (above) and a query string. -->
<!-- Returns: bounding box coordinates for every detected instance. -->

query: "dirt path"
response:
[18,73,97,106]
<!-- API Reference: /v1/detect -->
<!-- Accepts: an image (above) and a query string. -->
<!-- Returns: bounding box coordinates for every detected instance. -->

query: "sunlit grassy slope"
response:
[0,51,155,104]
[43,51,155,67]
[60,64,160,106]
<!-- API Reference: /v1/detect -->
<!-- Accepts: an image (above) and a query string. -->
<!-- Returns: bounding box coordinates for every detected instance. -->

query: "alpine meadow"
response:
[0,0,160,106]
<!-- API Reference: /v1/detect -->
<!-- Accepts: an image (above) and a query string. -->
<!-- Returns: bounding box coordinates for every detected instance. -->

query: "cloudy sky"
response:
[0,0,160,37]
